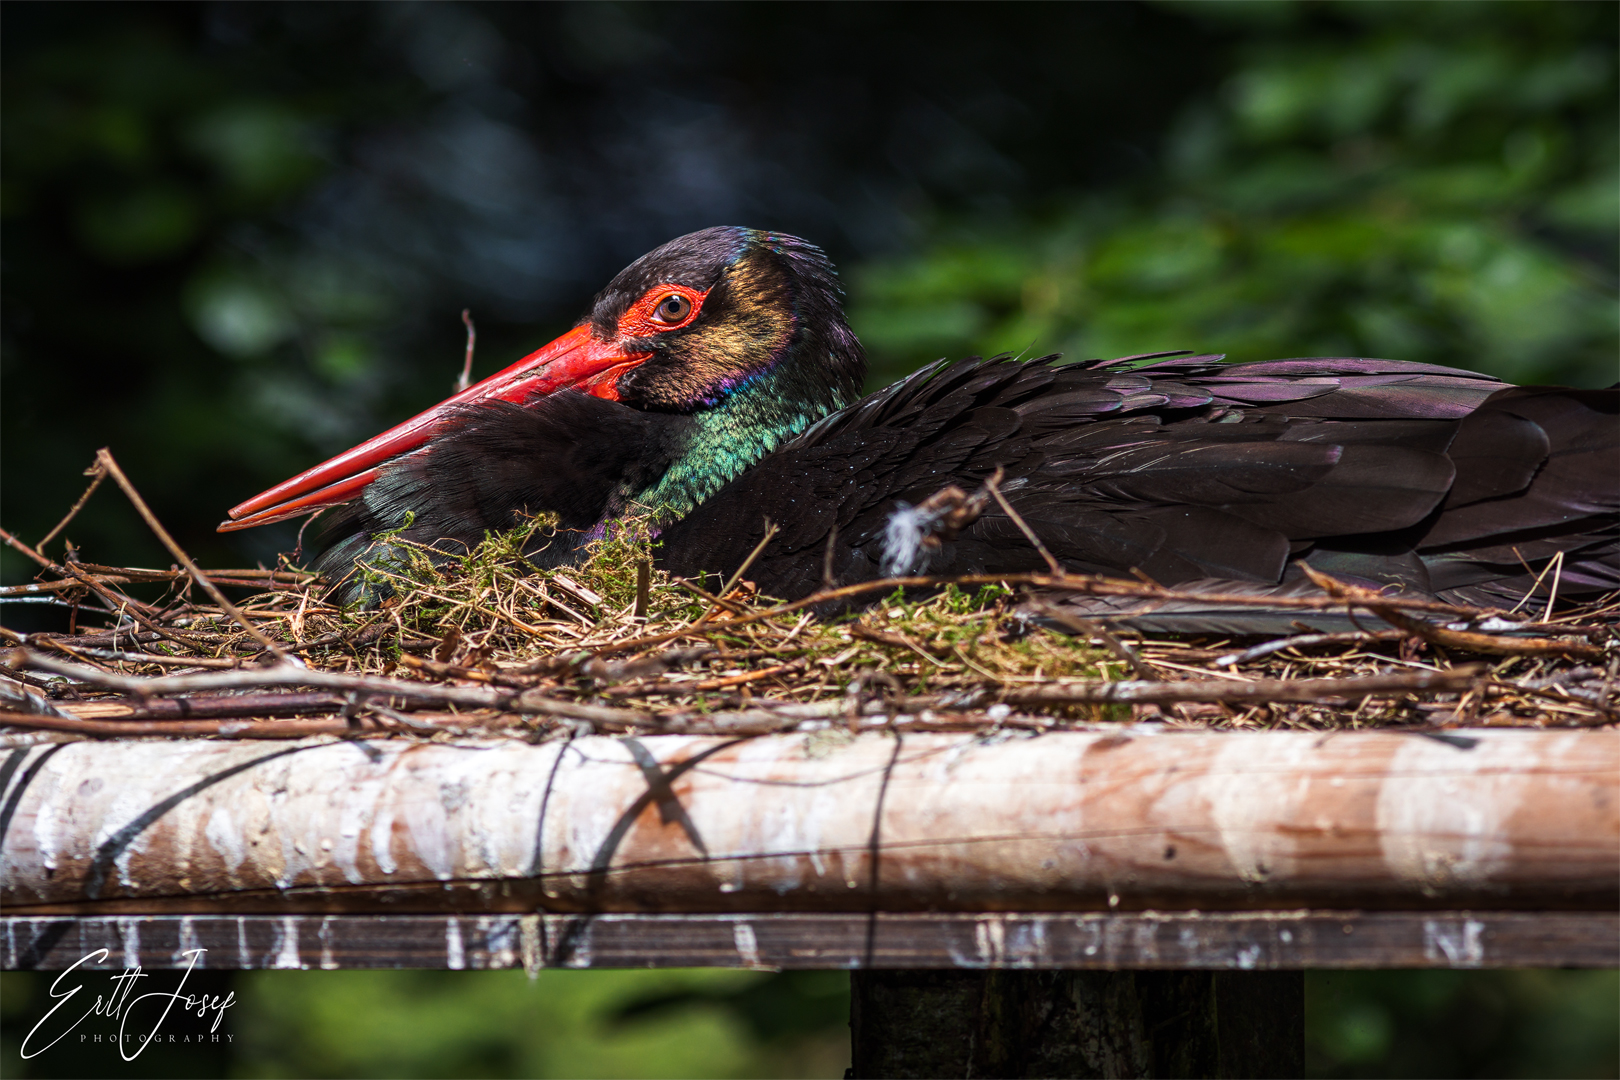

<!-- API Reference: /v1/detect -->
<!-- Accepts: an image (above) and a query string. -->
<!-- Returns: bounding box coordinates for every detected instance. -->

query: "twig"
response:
[457,308,477,393]
[17,650,655,726]
[721,520,779,599]
[1299,564,1605,660]
[1490,678,1618,720]
[61,648,248,670]
[1029,601,1158,680]
[24,630,164,649]
[1213,632,1401,667]
[0,679,78,719]
[672,577,749,615]
[1543,550,1565,624]
[3,578,151,597]
[95,449,293,662]
[550,573,605,613]
[1001,666,1484,706]
[70,563,316,583]
[0,710,390,739]
[55,563,163,617]
[37,461,107,553]
[823,523,839,589]
[1507,547,1561,616]
[515,696,661,728]
[0,565,314,594]
[604,661,803,697]
[0,535,165,618]
[983,467,1062,575]
[365,703,479,733]
[634,560,651,620]
[292,508,326,563]
[0,524,210,651]
[1,523,56,571]
[0,663,66,693]
[580,647,729,685]
[398,652,533,689]
[33,637,122,672]
[62,692,351,720]
[849,622,946,667]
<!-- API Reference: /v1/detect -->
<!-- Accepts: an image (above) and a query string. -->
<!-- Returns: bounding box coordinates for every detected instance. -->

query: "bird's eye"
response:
[652,293,692,325]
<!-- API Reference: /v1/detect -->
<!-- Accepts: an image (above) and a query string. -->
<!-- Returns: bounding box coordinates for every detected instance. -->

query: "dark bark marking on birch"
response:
[12,917,73,972]
[0,744,66,853]
[624,737,710,856]
[550,738,747,966]
[863,734,904,970]
[82,744,319,899]
[529,736,575,877]
[0,747,30,807]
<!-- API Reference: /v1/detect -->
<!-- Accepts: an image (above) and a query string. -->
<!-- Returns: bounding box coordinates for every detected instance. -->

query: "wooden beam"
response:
[5,911,1614,972]
[3,731,1615,914]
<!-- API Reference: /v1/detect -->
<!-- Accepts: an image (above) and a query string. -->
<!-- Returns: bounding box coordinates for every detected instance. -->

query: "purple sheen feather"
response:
[1014,389,1126,415]
[1221,358,1500,380]
[1133,381,1215,408]
[1117,353,1227,370]
[1279,384,1500,419]
[1099,351,1194,365]
[1201,379,1340,402]
[1117,392,1173,410]
[1332,374,1506,390]
[1201,375,1339,386]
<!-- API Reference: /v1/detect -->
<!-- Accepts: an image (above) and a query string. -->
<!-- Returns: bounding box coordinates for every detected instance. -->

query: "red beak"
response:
[218,323,650,532]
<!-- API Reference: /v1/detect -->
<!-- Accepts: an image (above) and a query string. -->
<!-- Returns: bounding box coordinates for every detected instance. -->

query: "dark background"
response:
[4,1,1614,591]
[2,2,1617,1077]
[3,0,1219,589]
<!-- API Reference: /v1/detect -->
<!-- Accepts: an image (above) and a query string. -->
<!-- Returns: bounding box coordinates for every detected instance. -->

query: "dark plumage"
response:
[222,227,1618,629]
[315,393,694,579]
[657,353,1617,628]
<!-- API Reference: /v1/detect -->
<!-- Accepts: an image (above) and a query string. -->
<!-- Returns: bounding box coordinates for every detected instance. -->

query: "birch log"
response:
[1,729,1614,914]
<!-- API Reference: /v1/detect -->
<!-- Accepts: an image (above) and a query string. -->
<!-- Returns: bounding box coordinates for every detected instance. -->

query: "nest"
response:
[2,450,1615,744]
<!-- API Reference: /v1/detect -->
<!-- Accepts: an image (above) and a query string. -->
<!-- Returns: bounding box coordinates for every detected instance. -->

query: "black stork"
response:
[221,227,1618,628]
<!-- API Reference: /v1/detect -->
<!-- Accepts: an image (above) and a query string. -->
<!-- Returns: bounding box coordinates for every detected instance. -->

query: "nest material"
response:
[1,451,1615,743]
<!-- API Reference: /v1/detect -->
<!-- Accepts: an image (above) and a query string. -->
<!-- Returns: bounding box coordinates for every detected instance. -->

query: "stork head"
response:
[220,227,865,532]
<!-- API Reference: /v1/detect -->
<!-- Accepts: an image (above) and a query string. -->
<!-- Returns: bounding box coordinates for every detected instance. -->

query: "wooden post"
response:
[849,969,1303,1079]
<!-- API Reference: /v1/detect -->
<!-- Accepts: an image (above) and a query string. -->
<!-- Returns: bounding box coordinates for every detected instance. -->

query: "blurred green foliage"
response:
[1,968,851,1079]
[850,1,1618,390]
[1308,969,1620,1078]
[230,968,849,1079]
[1,7,438,586]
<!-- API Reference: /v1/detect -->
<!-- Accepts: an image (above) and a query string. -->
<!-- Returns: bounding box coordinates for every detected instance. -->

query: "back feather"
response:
[657,354,1618,629]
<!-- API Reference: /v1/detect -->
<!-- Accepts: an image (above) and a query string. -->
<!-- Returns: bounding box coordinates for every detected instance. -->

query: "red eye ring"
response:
[618,283,707,338]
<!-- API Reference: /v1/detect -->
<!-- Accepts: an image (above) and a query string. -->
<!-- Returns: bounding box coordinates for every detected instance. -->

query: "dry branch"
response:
[1300,563,1606,659]
[35,461,107,553]
[1001,667,1484,706]
[94,449,291,660]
